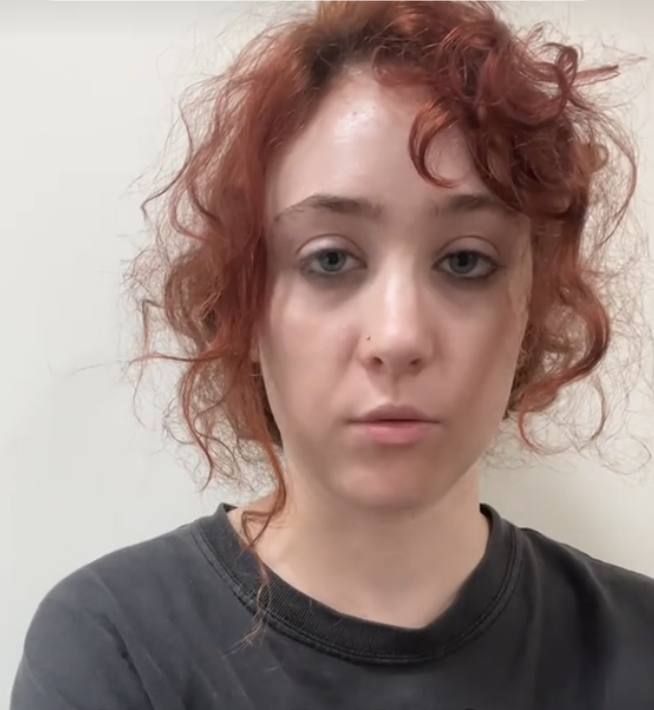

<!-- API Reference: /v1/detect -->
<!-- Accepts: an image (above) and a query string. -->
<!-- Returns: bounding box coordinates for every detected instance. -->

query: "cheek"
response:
[446,299,527,412]
[257,293,351,412]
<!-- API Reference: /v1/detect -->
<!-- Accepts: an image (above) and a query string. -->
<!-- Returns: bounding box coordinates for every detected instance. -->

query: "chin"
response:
[333,463,453,514]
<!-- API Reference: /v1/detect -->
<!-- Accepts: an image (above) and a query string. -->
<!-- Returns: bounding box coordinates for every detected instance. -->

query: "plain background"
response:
[1,1,653,706]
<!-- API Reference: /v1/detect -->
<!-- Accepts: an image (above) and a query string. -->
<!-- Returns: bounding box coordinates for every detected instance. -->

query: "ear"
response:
[250,333,260,364]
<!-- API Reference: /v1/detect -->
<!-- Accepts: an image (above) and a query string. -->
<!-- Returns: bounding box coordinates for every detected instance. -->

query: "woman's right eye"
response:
[301,248,360,277]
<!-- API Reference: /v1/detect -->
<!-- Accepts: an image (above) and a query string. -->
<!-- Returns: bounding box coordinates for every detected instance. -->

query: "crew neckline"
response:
[196,502,521,665]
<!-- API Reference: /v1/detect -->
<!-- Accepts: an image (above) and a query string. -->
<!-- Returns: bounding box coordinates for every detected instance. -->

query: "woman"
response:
[11,2,654,709]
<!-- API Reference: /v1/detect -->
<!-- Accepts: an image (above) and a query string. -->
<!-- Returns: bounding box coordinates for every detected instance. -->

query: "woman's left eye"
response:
[438,251,499,280]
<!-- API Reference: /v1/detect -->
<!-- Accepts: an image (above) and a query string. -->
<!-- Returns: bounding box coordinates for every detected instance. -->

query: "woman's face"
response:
[258,69,532,512]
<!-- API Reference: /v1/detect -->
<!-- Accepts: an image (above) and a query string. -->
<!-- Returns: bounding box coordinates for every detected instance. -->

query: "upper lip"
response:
[355,404,434,423]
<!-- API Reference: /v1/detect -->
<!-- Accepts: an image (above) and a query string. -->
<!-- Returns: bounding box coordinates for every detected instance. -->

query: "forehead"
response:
[265,69,492,224]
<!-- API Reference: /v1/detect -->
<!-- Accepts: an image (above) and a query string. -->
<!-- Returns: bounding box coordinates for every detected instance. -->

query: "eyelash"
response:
[300,248,501,283]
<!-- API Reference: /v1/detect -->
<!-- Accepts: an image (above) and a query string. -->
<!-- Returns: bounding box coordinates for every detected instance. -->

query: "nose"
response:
[359,268,434,379]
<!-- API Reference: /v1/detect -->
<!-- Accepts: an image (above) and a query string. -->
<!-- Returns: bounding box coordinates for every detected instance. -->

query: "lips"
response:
[350,404,439,446]
[356,404,433,423]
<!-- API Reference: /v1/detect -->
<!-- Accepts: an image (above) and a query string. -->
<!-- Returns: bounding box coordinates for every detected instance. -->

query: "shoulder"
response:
[11,517,223,710]
[30,509,236,639]
[40,518,208,614]
[492,518,654,705]
[20,517,214,651]
[516,521,654,629]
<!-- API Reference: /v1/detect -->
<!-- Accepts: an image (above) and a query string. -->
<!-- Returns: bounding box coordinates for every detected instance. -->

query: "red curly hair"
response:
[129,1,637,531]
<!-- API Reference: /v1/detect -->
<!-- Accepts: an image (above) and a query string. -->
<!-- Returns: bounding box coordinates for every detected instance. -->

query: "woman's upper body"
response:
[11,501,654,710]
[12,1,653,708]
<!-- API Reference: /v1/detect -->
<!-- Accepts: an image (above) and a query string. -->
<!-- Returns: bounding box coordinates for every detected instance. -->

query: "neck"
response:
[231,468,489,629]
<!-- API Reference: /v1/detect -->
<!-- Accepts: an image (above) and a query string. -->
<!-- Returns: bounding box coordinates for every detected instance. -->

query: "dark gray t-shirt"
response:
[10,503,654,710]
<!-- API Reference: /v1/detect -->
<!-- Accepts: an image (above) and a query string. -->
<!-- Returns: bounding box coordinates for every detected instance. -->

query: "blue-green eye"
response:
[302,248,359,276]
[440,251,498,280]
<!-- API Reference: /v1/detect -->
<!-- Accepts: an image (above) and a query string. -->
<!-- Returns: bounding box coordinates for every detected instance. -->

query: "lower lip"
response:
[353,420,435,446]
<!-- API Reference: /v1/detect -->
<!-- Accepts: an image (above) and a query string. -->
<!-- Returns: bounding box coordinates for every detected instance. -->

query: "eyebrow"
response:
[272,190,517,224]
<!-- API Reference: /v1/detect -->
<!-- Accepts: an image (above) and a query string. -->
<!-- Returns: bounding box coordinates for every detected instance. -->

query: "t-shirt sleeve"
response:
[10,569,154,710]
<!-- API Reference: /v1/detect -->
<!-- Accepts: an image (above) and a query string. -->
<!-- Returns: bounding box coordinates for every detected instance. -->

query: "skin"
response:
[230,68,532,628]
